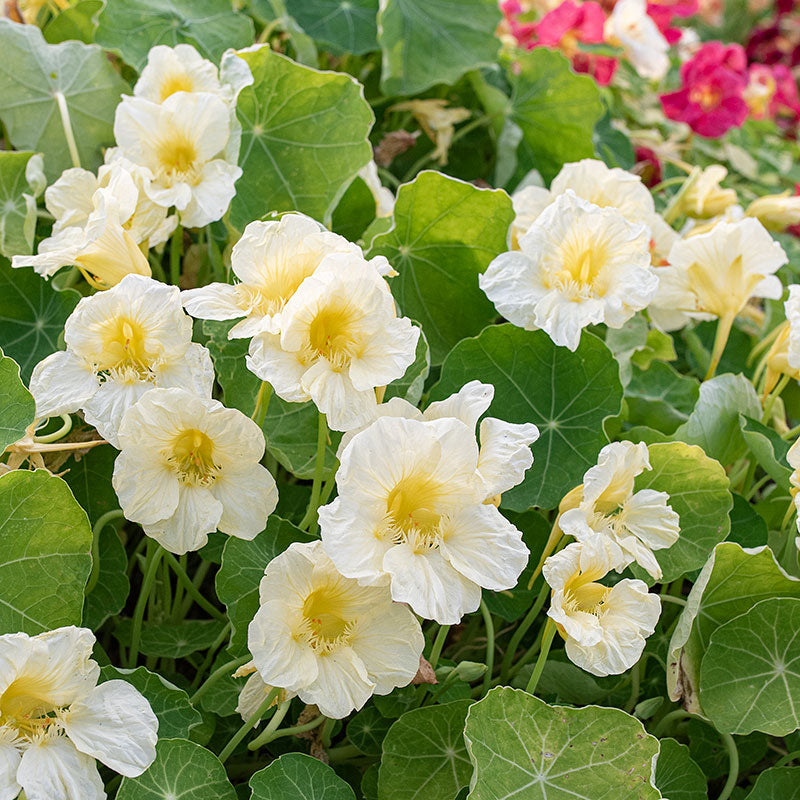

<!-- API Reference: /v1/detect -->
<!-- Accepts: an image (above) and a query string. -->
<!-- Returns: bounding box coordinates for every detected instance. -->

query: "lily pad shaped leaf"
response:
[744,766,800,800]
[0,346,35,454]
[286,0,379,55]
[0,151,42,257]
[0,19,129,181]
[463,686,661,800]
[700,597,800,736]
[231,45,374,230]
[250,752,356,800]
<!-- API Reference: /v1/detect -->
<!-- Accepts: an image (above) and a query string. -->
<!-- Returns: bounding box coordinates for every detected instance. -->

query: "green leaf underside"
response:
[287,0,379,55]
[0,150,37,257]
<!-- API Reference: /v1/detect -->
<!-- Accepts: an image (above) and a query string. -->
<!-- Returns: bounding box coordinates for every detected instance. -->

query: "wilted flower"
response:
[543,536,661,676]
[0,626,157,800]
[558,441,680,579]
[358,161,395,218]
[113,91,242,228]
[246,252,419,431]
[28,274,213,446]
[481,190,657,351]
[112,387,278,554]
[746,190,800,232]
[389,99,470,165]
[248,541,424,718]
[318,382,537,623]
[182,213,390,339]
[604,0,670,80]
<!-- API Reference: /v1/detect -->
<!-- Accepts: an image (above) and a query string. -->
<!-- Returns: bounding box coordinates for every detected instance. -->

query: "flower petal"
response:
[17,736,104,800]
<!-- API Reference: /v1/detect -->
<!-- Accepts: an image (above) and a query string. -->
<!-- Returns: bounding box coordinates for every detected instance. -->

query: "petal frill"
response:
[297,647,374,719]
[423,380,494,430]
[16,736,104,800]
[83,378,153,447]
[145,486,223,555]
[112,450,180,527]
[476,417,539,498]
[29,351,99,420]
[181,283,245,322]
[211,463,278,540]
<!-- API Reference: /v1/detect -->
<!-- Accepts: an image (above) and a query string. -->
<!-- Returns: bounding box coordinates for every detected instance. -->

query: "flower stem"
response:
[705,312,735,381]
[218,686,281,764]
[479,599,495,696]
[260,714,325,743]
[190,654,251,704]
[251,381,273,427]
[524,617,557,695]
[248,699,292,750]
[127,540,164,668]
[33,414,72,443]
[299,412,328,534]
[500,581,550,683]
[53,91,81,168]
[762,373,791,424]
[429,624,450,670]
[170,224,183,286]
[86,509,124,595]
[717,733,740,800]
[161,550,228,623]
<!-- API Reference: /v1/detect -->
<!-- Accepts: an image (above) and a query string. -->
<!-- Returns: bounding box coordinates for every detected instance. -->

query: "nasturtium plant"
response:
[1,2,800,798]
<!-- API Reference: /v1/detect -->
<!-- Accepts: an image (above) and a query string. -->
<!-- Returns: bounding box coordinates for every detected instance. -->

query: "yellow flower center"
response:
[689,85,722,112]
[168,429,218,486]
[156,132,200,182]
[94,315,159,381]
[562,567,610,618]
[383,474,444,552]
[687,254,762,318]
[298,584,356,655]
[306,304,362,371]
[550,232,610,298]
[0,677,64,740]
[159,73,195,102]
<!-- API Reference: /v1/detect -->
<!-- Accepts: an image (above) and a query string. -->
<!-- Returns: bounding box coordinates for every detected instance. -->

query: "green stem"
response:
[178,560,211,620]
[251,381,273,427]
[500,581,550,683]
[259,714,324,743]
[705,312,736,381]
[327,744,364,763]
[248,699,293,750]
[653,708,691,737]
[660,594,687,607]
[479,599,495,696]
[190,654,252,705]
[218,686,281,764]
[624,658,643,714]
[299,412,328,534]
[86,509,124,595]
[190,622,232,689]
[53,91,81,168]
[762,373,791,424]
[170,224,183,286]
[127,541,164,668]
[320,716,335,748]
[33,414,72,443]
[525,618,557,695]
[775,748,800,768]
[162,551,227,623]
[717,733,739,800]
[429,624,450,670]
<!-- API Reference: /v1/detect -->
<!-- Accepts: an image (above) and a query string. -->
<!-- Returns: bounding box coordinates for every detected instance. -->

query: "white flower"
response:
[0,626,157,800]
[318,382,537,624]
[509,183,552,248]
[28,274,213,447]
[112,387,278,555]
[558,441,680,579]
[231,662,291,724]
[113,91,242,228]
[649,218,787,332]
[481,190,657,351]
[181,213,390,339]
[358,161,395,218]
[604,0,670,80]
[788,437,800,534]
[248,540,424,719]
[543,537,661,676]
[678,165,738,220]
[746,191,800,232]
[246,252,419,431]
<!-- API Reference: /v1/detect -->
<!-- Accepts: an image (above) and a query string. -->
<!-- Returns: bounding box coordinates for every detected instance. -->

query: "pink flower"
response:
[660,41,749,136]
[634,146,663,188]
[534,0,618,85]
[745,63,800,127]
[646,0,698,45]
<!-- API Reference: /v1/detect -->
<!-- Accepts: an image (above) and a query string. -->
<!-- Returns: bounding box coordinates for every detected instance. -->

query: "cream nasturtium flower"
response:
[248,541,424,719]
[787,437,800,536]
[29,274,213,447]
[246,252,418,431]
[543,536,661,676]
[481,190,657,351]
[181,213,391,339]
[746,191,800,232]
[113,387,278,555]
[649,218,787,332]
[558,441,680,580]
[0,626,157,800]
[113,90,242,228]
[765,285,800,393]
[678,165,738,220]
[604,0,670,80]
[318,382,537,624]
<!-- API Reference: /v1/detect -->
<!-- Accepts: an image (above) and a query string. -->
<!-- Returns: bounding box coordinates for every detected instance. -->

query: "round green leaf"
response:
[378,700,472,800]
[216,515,311,655]
[430,324,623,510]
[463,687,660,800]
[0,19,129,182]
[632,442,732,585]
[347,705,392,756]
[96,0,255,71]
[0,347,34,454]
[100,666,202,740]
[231,46,373,229]
[0,257,80,382]
[117,738,236,800]
[377,0,500,96]
[0,469,91,635]
[625,361,699,435]
[728,492,768,549]
[250,753,356,800]
[114,619,227,658]
[745,766,800,800]
[0,151,39,257]
[368,171,514,364]
[654,739,707,800]
[700,597,800,736]
[61,445,119,524]
[287,0,378,55]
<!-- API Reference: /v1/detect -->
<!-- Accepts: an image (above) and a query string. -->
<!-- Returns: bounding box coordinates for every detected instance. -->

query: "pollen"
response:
[168,428,219,486]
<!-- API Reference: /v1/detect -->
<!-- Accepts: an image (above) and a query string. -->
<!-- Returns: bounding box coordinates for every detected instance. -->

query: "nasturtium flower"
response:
[677,165,738,219]
[746,191,800,232]
[182,213,390,339]
[247,541,424,719]
[113,90,242,228]
[543,536,661,676]
[787,436,800,535]
[604,0,670,80]
[112,387,278,555]
[318,382,537,623]
[764,285,800,394]
[29,274,213,447]
[246,252,418,431]
[358,161,395,218]
[649,218,787,332]
[232,663,291,724]
[558,441,680,579]
[481,190,657,351]
[0,626,157,800]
